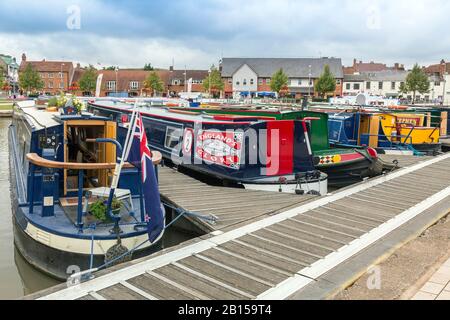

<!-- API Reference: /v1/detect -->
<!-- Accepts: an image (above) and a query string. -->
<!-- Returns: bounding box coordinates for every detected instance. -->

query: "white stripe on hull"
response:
[243,178,328,195]
[24,223,163,255]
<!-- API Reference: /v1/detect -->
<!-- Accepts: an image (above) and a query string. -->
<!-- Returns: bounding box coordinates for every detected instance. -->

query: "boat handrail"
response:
[26,151,162,169]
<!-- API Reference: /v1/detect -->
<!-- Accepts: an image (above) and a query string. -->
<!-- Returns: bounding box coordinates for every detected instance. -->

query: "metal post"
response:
[29,164,35,214]
[77,169,84,230]
[139,167,145,222]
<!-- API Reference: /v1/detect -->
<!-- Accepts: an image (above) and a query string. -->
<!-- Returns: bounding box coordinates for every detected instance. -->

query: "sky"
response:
[1,0,450,70]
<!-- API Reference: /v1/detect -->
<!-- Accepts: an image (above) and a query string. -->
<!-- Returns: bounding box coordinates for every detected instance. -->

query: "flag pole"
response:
[105,100,139,231]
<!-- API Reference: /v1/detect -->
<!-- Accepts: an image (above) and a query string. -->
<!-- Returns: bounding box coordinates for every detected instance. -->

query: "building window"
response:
[250,79,254,85]
[353,83,360,90]
[391,82,396,90]
[266,78,271,85]
[243,79,247,85]
[258,78,263,85]
[59,72,63,78]
[130,81,139,90]
[435,81,441,86]
[172,79,181,85]
[346,83,351,90]
[366,82,371,90]
[227,78,232,84]
[336,79,341,85]
[106,81,116,91]
[48,73,54,78]
[48,82,53,89]
[59,81,64,89]
[41,73,46,78]
[378,82,383,90]
[236,81,240,86]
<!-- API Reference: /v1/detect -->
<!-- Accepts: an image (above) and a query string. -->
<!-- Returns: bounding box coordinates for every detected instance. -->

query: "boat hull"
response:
[12,214,162,281]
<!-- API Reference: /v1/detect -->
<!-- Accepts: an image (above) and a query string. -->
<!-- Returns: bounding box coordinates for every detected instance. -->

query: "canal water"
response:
[0,118,196,299]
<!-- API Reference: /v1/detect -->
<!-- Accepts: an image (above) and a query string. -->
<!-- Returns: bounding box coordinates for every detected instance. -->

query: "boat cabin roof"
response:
[91,100,273,124]
[14,101,111,130]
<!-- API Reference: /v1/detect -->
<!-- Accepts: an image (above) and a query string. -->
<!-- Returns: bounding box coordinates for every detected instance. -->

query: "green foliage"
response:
[315,65,336,98]
[270,68,289,94]
[144,71,164,96]
[143,63,154,71]
[48,97,58,107]
[19,64,44,93]
[202,66,224,97]
[0,66,4,89]
[103,66,116,70]
[78,65,97,94]
[89,197,122,222]
[57,93,68,107]
[400,64,430,103]
[72,98,85,113]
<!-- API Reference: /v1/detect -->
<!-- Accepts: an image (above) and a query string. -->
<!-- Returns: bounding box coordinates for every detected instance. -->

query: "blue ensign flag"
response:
[127,112,164,242]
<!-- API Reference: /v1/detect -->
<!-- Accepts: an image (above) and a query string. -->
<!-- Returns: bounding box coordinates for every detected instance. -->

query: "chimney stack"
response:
[21,53,26,62]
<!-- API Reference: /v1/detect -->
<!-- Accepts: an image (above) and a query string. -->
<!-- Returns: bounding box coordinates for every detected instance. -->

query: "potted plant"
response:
[89,197,122,223]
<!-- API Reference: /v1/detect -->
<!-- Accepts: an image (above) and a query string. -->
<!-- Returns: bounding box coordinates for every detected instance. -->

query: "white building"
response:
[343,70,450,104]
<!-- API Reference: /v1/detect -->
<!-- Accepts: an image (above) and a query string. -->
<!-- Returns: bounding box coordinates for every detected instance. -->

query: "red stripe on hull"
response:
[266,121,294,176]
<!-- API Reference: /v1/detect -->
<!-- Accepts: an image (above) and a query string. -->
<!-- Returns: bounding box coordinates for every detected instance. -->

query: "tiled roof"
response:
[97,69,171,91]
[169,69,208,82]
[221,57,344,78]
[344,70,409,82]
[20,60,73,73]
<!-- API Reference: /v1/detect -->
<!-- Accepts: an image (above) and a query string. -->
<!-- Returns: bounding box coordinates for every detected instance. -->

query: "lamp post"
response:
[308,64,312,100]
[208,69,211,98]
[60,63,65,93]
[115,66,119,96]
[184,65,187,92]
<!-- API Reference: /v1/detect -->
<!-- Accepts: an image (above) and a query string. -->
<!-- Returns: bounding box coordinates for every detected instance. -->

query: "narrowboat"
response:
[168,106,382,187]
[87,100,328,195]
[328,111,441,155]
[9,100,164,280]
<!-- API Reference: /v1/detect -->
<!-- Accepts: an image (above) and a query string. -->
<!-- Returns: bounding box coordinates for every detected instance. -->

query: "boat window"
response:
[165,126,182,150]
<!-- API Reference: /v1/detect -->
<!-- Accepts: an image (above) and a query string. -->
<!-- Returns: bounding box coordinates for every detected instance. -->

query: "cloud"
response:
[1,0,450,69]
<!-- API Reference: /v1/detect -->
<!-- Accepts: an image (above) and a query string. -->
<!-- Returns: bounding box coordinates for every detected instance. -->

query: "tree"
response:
[400,64,430,104]
[103,66,116,70]
[19,64,44,93]
[143,63,154,71]
[143,71,164,97]
[78,65,97,95]
[0,66,4,90]
[315,65,336,98]
[202,66,224,98]
[270,68,288,96]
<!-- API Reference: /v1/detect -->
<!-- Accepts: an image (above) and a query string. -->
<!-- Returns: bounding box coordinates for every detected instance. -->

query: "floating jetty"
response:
[26,153,450,300]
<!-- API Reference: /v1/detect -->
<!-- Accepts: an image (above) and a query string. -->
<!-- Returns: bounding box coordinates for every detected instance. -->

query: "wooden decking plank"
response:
[218,241,304,274]
[308,209,376,231]
[209,246,292,279]
[290,215,366,237]
[119,281,159,300]
[331,198,401,217]
[252,228,335,254]
[351,192,418,207]
[97,284,147,300]
[356,188,425,203]
[315,206,383,226]
[327,202,397,221]
[155,264,248,299]
[232,237,318,264]
[347,195,411,211]
[277,219,355,244]
[177,256,270,296]
[127,273,199,300]
[266,224,345,249]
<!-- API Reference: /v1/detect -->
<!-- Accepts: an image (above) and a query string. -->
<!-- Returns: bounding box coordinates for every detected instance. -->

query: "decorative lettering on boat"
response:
[195,130,243,169]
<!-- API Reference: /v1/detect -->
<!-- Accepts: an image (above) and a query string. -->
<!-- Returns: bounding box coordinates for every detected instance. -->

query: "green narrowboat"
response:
[171,106,383,187]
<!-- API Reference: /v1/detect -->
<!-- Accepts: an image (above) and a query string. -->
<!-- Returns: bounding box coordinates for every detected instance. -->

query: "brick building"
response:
[19,53,74,95]
[167,67,208,96]
[343,58,405,75]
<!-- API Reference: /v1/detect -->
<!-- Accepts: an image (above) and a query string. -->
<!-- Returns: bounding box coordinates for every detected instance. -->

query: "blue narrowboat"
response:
[87,100,328,195]
[9,100,164,280]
